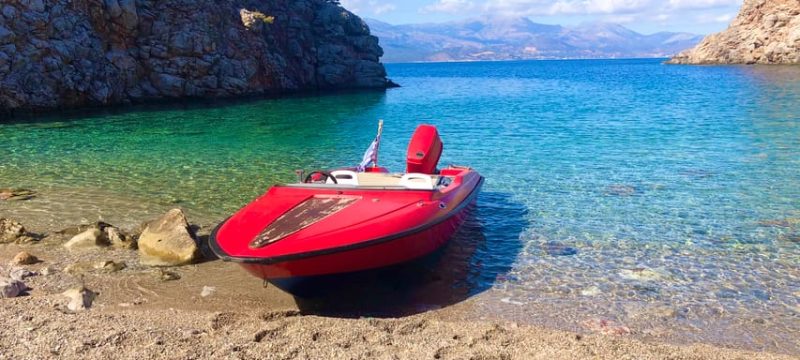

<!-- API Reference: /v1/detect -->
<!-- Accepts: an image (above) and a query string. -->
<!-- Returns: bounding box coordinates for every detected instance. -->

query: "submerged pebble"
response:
[542,242,578,256]
[580,286,602,296]
[618,268,665,282]
[581,318,631,335]
[604,184,637,197]
[201,286,216,297]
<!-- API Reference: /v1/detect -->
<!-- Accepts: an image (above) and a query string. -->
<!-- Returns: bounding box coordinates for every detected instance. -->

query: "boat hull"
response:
[238,196,476,285]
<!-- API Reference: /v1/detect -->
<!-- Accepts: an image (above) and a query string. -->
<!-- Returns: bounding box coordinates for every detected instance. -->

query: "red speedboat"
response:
[209,124,483,295]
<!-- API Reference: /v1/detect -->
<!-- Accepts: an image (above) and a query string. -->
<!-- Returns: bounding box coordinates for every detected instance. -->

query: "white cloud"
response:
[668,0,741,10]
[482,0,743,16]
[340,0,397,15]
[373,3,397,14]
[421,0,476,14]
[713,12,734,22]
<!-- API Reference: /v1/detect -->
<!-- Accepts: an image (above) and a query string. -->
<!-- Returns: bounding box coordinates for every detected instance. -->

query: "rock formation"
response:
[669,0,800,64]
[0,0,391,113]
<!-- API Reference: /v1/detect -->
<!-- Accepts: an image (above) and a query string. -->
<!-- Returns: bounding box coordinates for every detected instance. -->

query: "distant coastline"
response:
[367,18,702,63]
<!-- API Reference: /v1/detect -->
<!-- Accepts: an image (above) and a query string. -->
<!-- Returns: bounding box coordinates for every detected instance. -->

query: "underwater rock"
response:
[62,286,97,311]
[778,233,800,243]
[581,318,631,336]
[0,218,27,244]
[200,286,216,297]
[758,218,800,228]
[580,286,602,296]
[10,251,39,266]
[542,242,579,256]
[138,209,199,266]
[604,184,637,197]
[64,227,110,250]
[64,262,95,275]
[151,269,181,282]
[619,268,666,282]
[0,188,36,201]
[0,277,28,298]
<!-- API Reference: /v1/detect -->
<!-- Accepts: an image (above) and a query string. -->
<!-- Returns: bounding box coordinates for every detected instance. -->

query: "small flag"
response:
[357,120,383,172]
[357,138,379,171]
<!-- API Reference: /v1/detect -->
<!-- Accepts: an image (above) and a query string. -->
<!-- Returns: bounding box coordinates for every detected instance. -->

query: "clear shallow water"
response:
[1,59,799,353]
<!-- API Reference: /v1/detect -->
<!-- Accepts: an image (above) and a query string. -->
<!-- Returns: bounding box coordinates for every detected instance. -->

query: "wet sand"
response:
[1,240,797,360]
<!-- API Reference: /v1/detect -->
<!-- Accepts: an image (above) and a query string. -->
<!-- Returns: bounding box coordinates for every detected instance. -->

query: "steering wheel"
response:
[304,170,337,184]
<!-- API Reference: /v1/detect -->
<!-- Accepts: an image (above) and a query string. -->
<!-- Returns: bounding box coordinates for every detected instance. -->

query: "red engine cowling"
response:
[406,125,443,174]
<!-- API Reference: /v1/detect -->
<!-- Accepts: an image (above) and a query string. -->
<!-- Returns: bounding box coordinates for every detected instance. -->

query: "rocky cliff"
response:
[668,0,800,64]
[0,0,391,112]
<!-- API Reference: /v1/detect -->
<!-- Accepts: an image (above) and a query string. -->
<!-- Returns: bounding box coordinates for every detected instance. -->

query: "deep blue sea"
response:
[1,59,798,353]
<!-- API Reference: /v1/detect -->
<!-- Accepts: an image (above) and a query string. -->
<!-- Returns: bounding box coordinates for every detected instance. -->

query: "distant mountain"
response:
[365,17,704,63]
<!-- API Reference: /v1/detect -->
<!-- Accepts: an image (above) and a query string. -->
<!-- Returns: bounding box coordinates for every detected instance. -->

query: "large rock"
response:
[0,0,392,113]
[668,0,800,64]
[137,209,198,266]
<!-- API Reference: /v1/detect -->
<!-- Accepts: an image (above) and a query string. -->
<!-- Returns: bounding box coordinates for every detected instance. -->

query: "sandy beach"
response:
[1,221,797,360]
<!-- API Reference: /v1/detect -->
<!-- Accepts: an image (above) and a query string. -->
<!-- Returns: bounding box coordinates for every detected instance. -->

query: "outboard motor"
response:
[406,125,443,174]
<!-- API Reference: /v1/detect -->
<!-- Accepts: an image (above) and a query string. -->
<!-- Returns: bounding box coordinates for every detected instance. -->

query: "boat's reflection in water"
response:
[294,191,527,317]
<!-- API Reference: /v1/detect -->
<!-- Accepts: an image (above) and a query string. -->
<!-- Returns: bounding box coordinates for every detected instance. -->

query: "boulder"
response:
[10,251,39,265]
[137,209,198,266]
[64,227,109,250]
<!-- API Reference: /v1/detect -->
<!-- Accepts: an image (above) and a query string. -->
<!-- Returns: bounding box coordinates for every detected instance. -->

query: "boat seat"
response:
[399,173,436,190]
[356,172,403,187]
[330,170,360,185]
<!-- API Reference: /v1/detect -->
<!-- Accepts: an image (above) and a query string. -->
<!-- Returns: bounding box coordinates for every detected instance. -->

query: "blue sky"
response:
[340,0,744,35]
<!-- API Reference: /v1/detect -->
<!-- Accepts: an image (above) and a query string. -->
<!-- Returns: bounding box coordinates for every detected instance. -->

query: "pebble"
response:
[9,268,38,281]
[94,260,126,273]
[580,286,602,296]
[11,251,39,265]
[500,297,525,306]
[200,286,216,297]
[0,277,28,298]
[618,268,665,281]
[151,269,181,281]
[62,286,97,311]
[581,318,631,336]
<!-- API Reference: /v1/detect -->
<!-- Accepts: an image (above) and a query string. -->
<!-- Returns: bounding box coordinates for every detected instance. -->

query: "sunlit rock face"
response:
[668,0,800,64]
[0,0,390,112]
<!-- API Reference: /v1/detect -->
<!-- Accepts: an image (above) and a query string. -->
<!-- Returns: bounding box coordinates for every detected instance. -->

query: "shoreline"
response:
[1,209,798,359]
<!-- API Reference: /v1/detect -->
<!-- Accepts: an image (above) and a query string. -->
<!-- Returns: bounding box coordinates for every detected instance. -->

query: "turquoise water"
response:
[1,59,799,353]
